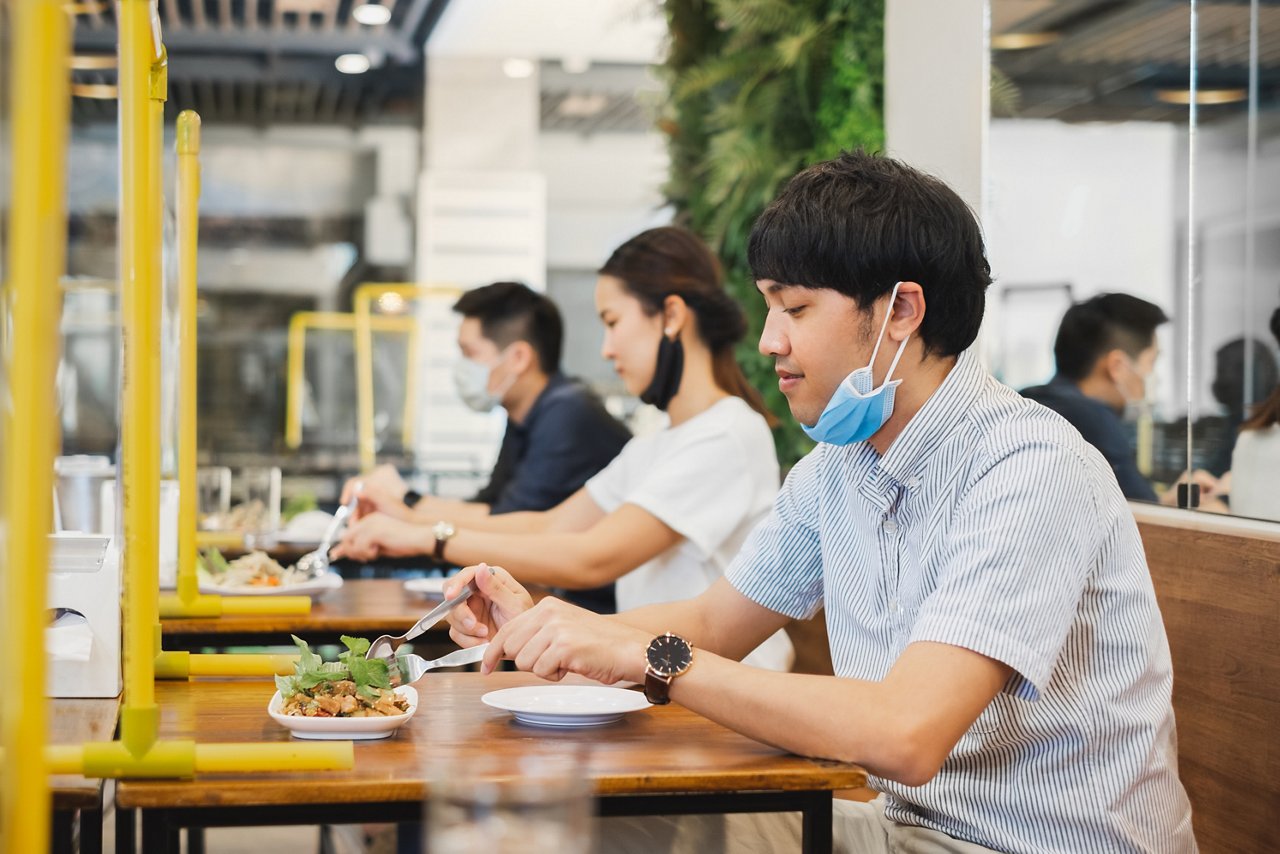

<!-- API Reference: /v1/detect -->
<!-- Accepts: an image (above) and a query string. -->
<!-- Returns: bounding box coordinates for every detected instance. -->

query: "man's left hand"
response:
[331,513,426,561]
[482,598,651,685]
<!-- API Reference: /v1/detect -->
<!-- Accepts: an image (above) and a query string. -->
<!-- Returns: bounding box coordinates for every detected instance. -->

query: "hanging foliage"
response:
[659,0,886,466]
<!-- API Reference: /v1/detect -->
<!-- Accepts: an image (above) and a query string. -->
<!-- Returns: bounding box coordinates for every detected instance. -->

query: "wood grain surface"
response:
[50,697,120,808]
[1138,516,1280,854]
[115,672,865,810]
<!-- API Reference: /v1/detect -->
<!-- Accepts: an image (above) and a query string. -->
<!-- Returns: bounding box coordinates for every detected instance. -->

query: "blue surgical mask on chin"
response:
[802,282,909,446]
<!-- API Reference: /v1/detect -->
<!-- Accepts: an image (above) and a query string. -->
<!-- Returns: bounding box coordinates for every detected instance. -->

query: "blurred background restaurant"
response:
[18,0,1280,522]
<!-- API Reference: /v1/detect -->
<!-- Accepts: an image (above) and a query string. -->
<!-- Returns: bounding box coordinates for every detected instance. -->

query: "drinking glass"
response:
[196,466,231,530]
[238,465,281,545]
[425,746,592,854]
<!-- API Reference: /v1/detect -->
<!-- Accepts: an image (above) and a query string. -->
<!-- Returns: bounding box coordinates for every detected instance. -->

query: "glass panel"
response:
[987,0,1196,508]
[1187,0,1280,522]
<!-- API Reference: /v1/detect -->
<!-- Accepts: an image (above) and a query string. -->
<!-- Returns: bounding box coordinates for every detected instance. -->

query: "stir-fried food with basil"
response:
[276,636,409,718]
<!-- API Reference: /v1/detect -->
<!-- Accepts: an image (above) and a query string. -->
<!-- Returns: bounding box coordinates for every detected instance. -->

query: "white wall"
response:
[985,118,1180,405]
[885,0,988,214]
[538,130,670,270]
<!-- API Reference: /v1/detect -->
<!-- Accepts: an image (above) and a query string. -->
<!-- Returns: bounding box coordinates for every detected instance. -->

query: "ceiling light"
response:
[352,3,391,26]
[558,93,609,118]
[376,292,408,314]
[991,32,1059,50]
[502,58,535,79]
[1155,88,1247,106]
[562,56,591,74]
[336,53,371,74]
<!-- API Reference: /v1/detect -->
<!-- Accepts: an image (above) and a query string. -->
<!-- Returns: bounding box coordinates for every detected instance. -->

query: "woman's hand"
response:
[330,512,426,561]
[340,465,412,520]
[481,598,651,685]
[444,563,534,648]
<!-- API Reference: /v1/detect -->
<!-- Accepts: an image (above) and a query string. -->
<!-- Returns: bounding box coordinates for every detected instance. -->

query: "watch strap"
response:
[643,670,673,705]
[403,489,423,509]
[433,531,448,562]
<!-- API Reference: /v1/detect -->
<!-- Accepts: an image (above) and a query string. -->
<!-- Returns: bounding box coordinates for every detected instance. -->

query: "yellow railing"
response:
[158,109,309,620]
[352,283,462,472]
[284,310,418,451]
[32,0,352,782]
[1,0,72,847]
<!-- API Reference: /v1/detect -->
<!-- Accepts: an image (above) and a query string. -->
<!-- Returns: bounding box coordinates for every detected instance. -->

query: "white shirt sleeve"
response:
[590,422,760,559]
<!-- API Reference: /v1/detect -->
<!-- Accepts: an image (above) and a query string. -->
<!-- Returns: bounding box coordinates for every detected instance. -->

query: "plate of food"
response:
[481,686,651,728]
[403,576,450,599]
[197,548,344,598]
[269,635,417,740]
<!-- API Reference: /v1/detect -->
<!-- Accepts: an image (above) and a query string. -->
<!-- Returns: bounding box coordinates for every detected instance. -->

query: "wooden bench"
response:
[1134,504,1280,853]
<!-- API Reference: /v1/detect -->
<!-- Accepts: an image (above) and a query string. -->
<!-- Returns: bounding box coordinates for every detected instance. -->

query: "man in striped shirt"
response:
[448,151,1196,852]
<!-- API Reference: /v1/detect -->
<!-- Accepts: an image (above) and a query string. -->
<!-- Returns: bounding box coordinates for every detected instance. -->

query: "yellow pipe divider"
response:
[285,310,419,450]
[109,1,348,775]
[159,108,310,620]
[46,740,354,777]
[118,0,164,754]
[1,0,71,848]
[353,283,462,472]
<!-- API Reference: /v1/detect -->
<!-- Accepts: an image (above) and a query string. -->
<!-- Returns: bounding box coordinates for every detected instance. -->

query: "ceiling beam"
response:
[73,25,421,62]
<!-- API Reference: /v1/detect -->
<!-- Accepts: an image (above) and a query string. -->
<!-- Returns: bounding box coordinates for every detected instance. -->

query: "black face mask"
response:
[641,334,684,410]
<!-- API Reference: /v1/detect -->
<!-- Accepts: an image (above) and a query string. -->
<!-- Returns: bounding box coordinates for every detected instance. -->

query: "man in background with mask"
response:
[1021,293,1217,505]
[441,152,1195,852]
[343,281,630,612]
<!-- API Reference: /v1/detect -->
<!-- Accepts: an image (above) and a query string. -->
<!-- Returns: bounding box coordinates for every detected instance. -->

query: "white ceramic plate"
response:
[199,572,343,599]
[403,577,448,599]
[482,686,651,728]
[268,685,418,740]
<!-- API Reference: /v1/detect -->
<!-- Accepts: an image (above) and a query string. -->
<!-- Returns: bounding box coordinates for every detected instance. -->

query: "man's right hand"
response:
[340,464,410,520]
[444,563,534,648]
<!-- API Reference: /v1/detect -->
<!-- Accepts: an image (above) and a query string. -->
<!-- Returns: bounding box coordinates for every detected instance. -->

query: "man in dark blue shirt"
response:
[1022,293,1166,502]
[345,282,630,611]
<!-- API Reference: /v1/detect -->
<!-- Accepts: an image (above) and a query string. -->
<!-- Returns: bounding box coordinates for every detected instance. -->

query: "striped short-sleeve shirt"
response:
[726,350,1196,852]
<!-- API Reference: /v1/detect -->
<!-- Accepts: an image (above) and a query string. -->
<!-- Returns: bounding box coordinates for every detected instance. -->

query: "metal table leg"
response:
[141,810,180,854]
[801,791,833,854]
[115,806,136,854]
[50,811,74,854]
[80,801,104,854]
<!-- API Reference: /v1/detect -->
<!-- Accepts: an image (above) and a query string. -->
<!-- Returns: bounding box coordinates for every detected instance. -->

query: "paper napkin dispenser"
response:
[45,533,121,698]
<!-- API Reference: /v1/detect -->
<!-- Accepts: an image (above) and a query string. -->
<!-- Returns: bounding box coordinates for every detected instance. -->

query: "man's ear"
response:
[1101,348,1128,383]
[508,340,538,374]
[886,281,926,341]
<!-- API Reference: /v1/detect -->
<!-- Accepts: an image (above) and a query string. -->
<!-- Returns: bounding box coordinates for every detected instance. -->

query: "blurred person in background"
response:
[1022,292,1219,505]
[336,226,793,671]
[1226,307,1280,521]
[1206,335,1279,478]
[343,281,630,613]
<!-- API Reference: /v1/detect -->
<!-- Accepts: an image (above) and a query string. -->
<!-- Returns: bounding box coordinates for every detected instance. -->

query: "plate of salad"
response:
[198,548,343,598]
[269,635,418,740]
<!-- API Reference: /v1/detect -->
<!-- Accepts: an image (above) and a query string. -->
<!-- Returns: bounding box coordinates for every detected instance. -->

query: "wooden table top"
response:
[50,697,120,809]
[161,578,442,639]
[115,673,865,810]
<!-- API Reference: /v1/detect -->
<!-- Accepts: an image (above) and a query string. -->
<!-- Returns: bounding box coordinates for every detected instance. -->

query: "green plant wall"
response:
[659,0,885,466]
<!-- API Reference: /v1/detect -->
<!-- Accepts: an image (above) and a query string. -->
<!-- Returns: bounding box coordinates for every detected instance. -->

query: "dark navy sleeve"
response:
[488,389,630,514]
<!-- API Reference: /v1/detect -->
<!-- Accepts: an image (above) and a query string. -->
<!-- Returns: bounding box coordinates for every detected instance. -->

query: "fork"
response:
[366,580,477,663]
[397,644,488,683]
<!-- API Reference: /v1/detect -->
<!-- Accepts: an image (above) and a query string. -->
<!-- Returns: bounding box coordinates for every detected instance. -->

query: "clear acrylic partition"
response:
[1185,0,1280,521]
[987,0,1278,520]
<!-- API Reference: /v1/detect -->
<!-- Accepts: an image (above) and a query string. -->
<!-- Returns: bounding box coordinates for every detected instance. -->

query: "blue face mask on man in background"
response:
[802,282,910,446]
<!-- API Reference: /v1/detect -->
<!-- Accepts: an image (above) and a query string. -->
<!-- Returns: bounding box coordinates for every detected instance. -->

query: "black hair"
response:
[1054,293,1168,382]
[600,226,774,425]
[452,281,563,374]
[1271,306,1280,349]
[747,149,993,357]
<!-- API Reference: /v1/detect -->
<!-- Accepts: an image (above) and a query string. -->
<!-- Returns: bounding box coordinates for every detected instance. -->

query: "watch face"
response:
[646,634,692,677]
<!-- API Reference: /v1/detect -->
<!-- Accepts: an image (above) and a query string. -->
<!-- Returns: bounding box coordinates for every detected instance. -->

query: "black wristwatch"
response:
[643,633,693,705]
[403,489,423,509]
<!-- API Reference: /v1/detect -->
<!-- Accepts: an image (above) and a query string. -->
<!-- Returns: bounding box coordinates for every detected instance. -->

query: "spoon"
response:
[366,580,477,663]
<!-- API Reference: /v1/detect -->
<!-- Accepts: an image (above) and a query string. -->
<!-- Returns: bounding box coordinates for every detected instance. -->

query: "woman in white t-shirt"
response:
[1229,384,1280,522]
[336,226,793,670]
